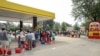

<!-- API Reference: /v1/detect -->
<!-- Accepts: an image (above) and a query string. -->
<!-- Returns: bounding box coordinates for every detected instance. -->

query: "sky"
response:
[7,0,76,25]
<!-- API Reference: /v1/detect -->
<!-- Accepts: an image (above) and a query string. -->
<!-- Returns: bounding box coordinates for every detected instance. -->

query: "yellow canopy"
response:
[0,0,55,21]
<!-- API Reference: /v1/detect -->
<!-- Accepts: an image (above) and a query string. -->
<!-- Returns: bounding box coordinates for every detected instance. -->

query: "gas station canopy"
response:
[0,0,55,23]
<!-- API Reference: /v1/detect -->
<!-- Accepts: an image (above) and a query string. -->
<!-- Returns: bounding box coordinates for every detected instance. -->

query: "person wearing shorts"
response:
[0,27,9,56]
[0,41,9,47]
[19,31,25,49]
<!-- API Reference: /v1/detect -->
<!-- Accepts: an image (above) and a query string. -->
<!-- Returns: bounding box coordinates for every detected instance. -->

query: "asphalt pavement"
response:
[9,35,100,56]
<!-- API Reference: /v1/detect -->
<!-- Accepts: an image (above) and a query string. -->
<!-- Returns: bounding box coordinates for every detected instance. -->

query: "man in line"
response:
[26,30,32,50]
[0,27,9,56]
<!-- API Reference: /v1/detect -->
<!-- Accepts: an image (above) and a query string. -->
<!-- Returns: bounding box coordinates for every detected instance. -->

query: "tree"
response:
[61,22,67,31]
[81,22,88,31]
[53,22,60,31]
[81,19,90,30]
[6,21,18,31]
[23,25,30,31]
[43,20,54,30]
[66,23,72,27]
[72,0,100,21]
[45,24,50,30]
[73,23,80,31]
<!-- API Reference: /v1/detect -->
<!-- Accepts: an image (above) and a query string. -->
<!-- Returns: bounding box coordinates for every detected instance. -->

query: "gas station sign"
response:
[88,21,100,39]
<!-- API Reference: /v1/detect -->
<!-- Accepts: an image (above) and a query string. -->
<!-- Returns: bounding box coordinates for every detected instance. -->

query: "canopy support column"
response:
[20,20,23,32]
[32,17,37,31]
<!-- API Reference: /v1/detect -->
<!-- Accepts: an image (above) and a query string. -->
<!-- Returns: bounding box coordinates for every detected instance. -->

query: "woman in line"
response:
[7,32,12,48]
[52,32,56,43]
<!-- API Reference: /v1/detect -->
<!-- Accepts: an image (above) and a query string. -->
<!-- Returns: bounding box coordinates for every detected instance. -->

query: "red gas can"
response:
[0,48,2,55]
[15,48,21,53]
[25,42,29,46]
[7,49,12,55]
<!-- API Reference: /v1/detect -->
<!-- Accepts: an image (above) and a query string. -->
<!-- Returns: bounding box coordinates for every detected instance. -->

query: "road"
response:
[10,35,100,56]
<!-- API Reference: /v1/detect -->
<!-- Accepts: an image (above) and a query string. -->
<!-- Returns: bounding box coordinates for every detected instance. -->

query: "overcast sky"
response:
[7,0,76,25]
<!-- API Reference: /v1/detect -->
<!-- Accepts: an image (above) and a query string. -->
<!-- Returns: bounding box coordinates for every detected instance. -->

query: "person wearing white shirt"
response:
[31,32,35,41]
[31,31,36,48]
[19,31,25,49]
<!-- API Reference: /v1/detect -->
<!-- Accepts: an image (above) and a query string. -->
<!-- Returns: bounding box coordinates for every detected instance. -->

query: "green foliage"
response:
[6,22,18,31]
[8,26,18,31]
[53,22,60,31]
[81,19,90,30]
[43,20,54,30]
[39,20,72,31]
[72,0,100,21]
[23,25,30,30]
[45,24,50,30]
[73,23,80,31]
[66,23,72,27]
[61,22,67,31]
[81,22,88,30]
[6,22,30,31]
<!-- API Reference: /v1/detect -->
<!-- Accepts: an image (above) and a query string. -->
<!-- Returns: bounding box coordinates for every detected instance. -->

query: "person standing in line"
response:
[46,31,52,44]
[35,31,39,42]
[25,30,32,50]
[7,32,12,48]
[41,31,47,43]
[0,27,9,56]
[39,31,42,42]
[19,31,26,49]
[31,31,36,48]
[52,32,56,43]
